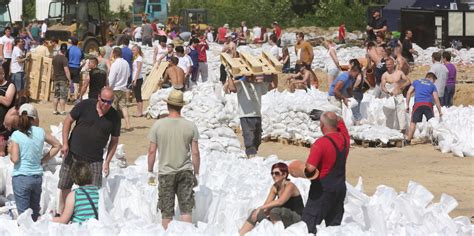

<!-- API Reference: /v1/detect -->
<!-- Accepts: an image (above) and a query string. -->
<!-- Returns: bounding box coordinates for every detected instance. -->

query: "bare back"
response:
[164,65,185,89]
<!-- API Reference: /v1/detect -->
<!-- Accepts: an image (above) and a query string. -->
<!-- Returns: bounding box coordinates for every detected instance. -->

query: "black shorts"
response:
[412,105,434,123]
[70,67,81,84]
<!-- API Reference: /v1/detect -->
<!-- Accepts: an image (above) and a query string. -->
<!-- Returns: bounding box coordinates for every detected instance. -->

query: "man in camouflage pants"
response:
[146,89,201,229]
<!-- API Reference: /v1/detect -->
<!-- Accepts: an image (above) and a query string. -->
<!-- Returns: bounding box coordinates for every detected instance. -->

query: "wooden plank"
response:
[141,61,169,100]
[262,51,283,72]
[27,54,43,100]
[39,57,53,101]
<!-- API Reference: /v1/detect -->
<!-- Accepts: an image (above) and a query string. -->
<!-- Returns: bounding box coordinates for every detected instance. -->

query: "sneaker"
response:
[59,111,67,115]
[52,111,60,115]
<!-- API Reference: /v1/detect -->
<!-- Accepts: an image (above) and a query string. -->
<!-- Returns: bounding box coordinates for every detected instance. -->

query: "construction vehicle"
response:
[45,0,106,53]
[132,0,168,25]
[167,8,208,32]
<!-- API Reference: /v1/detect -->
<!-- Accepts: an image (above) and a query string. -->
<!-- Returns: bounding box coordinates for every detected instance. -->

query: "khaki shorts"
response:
[54,80,69,100]
[158,170,197,219]
[112,90,127,110]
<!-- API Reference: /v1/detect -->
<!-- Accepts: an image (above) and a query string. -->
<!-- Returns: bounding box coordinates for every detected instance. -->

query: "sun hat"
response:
[164,89,186,107]
[19,104,38,120]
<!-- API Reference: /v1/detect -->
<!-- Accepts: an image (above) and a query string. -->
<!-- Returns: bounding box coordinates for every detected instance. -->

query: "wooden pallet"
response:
[261,136,312,148]
[27,54,43,100]
[220,53,252,76]
[221,52,283,77]
[141,61,169,100]
[39,57,53,101]
[353,139,404,148]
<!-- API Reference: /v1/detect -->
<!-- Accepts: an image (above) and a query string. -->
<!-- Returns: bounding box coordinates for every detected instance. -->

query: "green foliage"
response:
[23,0,35,20]
[169,0,367,30]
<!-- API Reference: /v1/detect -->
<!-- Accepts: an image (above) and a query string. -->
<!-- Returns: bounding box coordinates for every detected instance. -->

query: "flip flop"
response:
[132,114,143,118]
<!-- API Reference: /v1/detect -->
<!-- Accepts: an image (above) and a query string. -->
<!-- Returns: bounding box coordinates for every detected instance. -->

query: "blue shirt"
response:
[67,45,83,68]
[413,79,437,103]
[121,46,133,69]
[188,47,199,68]
[11,126,45,176]
[328,72,353,97]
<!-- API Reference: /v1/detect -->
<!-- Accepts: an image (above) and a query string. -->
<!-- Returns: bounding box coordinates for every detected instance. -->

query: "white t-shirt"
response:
[134,27,142,39]
[235,81,269,118]
[108,58,131,91]
[41,23,47,37]
[206,32,214,43]
[253,27,261,40]
[0,35,14,58]
[132,55,144,79]
[270,45,281,59]
[178,55,192,74]
[11,46,24,73]
[155,45,167,63]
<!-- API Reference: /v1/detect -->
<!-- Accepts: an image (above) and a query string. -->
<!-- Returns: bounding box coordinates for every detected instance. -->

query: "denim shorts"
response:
[12,72,25,90]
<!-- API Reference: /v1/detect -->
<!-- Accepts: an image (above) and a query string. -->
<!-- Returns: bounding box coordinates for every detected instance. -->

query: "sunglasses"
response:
[99,97,113,105]
[271,171,282,176]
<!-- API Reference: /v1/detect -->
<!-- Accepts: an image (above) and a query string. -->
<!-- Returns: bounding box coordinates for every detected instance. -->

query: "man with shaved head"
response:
[302,111,349,233]
[58,87,121,213]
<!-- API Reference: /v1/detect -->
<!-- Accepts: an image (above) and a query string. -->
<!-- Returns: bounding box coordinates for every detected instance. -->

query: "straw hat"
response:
[164,89,186,107]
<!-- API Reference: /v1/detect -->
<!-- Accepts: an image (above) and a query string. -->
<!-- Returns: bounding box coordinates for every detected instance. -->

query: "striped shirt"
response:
[72,186,99,223]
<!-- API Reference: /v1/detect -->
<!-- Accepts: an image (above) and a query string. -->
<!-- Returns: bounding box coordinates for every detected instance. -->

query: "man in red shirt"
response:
[217,24,229,44]
[338,23,346,44]
[196,35,209,82]
[302,111,349,234]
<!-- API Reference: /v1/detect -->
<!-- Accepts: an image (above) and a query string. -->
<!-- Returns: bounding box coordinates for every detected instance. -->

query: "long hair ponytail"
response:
[18,111,32,136]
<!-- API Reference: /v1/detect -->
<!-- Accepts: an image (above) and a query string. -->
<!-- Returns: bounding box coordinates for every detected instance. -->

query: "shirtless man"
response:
[394,46,410,76]
[219,33,237,84]
[162,57,185,91]
[381,57,410,131]
[366,41,388,98]
[287,63,318,92]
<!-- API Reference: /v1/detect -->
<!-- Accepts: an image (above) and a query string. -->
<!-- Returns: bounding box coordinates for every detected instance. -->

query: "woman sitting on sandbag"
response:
[239,162,304,235]
[53,161,99,224]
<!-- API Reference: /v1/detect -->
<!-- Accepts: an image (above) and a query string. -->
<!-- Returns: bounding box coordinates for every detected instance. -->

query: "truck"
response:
[132,0,168,25]
[45,0,106,53]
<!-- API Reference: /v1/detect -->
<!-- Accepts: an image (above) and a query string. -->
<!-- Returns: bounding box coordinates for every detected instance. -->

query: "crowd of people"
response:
[0,9,461,235]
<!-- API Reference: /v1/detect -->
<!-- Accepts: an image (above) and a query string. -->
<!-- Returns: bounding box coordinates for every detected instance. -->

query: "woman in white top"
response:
[325,39,340,87]
[131,45,144,117]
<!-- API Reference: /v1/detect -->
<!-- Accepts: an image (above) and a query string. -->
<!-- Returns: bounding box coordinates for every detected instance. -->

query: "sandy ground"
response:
[33,66,473,220]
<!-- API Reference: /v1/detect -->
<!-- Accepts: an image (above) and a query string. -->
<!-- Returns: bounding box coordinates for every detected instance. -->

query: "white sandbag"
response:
[382,97,396,110]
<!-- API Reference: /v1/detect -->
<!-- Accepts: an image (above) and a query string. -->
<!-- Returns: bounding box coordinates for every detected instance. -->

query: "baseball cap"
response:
[19,104,38,120]
[224,23,229,28]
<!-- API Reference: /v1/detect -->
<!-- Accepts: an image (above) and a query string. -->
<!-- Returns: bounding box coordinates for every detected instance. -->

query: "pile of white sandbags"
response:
[349,125,404,143]
[426,106,474,157]
[260,89,333,144]
[412,44,474,65]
